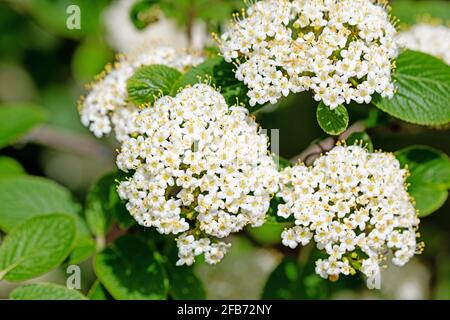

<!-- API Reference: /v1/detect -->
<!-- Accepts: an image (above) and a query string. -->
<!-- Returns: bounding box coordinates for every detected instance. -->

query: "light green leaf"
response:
[0,214,77,281]
[67,236,96,265]
[0,103,46,148]
[10,283,87,300]
[0,157,25,178]
[373,50,450,126]
[316,103,349,135]
[392,0,450,25]
[346,132,374,152]
[88,280,113,300]
[94,235,167,300]
[0,176,81,232]
[396,145,450,217]
[127,65,182,105]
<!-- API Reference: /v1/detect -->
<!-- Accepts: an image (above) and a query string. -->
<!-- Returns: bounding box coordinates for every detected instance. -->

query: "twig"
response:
[290,121,365,164]
[22,125,114,163]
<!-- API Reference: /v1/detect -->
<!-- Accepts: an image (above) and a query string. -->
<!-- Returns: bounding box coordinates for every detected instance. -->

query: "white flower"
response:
[277,145,421,286]
[396,23,450,65]
[219,0,398,108]
[116,84,279,265]
[78,46,204,141]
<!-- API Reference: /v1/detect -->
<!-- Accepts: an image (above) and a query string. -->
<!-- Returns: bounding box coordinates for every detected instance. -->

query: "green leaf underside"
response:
[0,104,46,148]
[396,145,450,217]
[10,283,87,300]
[94,235,167,300]
[0,214,77,281]
[0,157,25,177]
[127,64,182,105]
[373,50,450,126]
[316,103,349,135]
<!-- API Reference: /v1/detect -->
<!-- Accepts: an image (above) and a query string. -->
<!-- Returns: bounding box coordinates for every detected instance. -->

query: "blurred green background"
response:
[0,0,449,299]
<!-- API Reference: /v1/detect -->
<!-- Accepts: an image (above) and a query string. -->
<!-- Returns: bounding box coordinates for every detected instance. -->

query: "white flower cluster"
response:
[78,46,204,141]
[277,145,421,282]
[116,84,279,265]
[219,0,398,109]
[396,23,450,65]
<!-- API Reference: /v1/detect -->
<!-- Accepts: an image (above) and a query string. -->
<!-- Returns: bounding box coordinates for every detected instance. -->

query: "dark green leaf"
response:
[94,235,167,300]
[173,57,251,108]
[10,283,87,300]
[316,103,349,136]
[396,145,450,216]
[0,214,77,281]
[373,50,450,126]
[346,132,374,152]
[127,64,182,105]
[130,0,160,30]
[85,172,117,237]
[164,243,206,300]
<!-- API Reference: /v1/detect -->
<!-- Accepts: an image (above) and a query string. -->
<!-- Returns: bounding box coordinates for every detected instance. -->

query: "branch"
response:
[22,125,114,163]
[290,121,365,165]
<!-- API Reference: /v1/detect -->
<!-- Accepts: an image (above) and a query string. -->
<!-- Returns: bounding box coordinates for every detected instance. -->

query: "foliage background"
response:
[0,0,449,299]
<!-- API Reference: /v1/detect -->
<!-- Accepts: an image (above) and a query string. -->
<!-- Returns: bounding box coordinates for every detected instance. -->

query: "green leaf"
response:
[10,283,87,300]
[113,204,136,230]
[0,157,25,178]
[173,57,251,108]
[0,176,81,232]
[316,103,349,135]
[392,0,450,25]
[71,38,113,83]
[0,214,77,281]
[262,257,329,300]
[67,236,96,265]
[0,103,46,148]
[273,155,291,171]
[396,145,450,217]
[164,244,206,300]
[346,132,374,152]
[130,0,160,30]
[88,280,114,300]
[94,235,167,300]
[373,50,450,126]
[127,65,182,105]
[85,173,117,238]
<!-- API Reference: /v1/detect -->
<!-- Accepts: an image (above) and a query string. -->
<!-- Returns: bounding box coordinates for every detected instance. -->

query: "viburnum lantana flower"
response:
[116,84,279,265]
[219,0,398,109]
[396,23,450,65]
[277,145,422,284]
[78,46,204,141]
